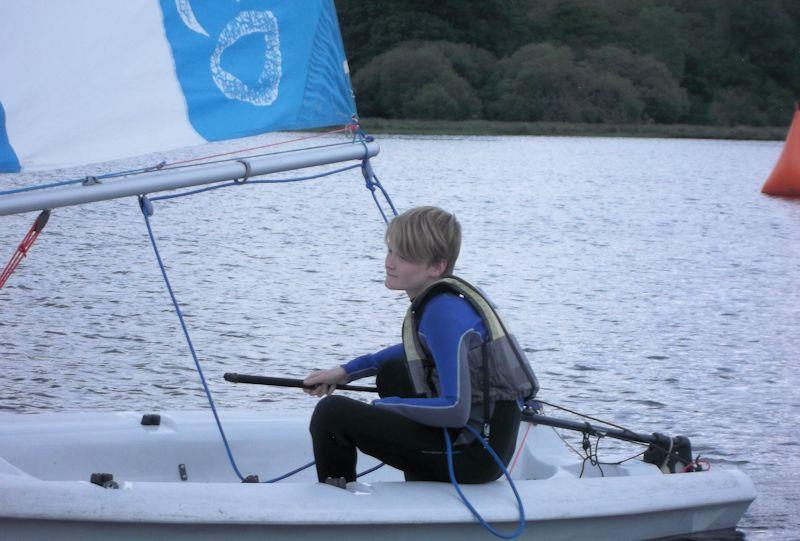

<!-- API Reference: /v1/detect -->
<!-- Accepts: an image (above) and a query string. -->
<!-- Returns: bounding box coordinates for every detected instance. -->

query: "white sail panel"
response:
[0,0,356,173]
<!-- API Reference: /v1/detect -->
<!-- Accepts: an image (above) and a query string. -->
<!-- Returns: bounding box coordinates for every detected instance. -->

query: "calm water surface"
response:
[1,134,798,539]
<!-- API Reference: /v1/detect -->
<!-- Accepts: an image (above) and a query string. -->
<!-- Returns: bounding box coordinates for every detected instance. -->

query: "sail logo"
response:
[211,11,281,106]
[176,2,282,106]
[159,0,356,141]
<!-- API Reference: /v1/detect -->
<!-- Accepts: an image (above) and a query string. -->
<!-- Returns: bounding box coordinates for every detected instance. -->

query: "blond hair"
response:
[385,206,461,276]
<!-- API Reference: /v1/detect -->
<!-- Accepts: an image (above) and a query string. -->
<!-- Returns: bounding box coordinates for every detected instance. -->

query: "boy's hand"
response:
[303,366,348,397]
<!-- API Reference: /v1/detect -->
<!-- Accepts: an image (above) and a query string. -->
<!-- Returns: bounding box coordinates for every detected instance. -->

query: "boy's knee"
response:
[310,395,348,433]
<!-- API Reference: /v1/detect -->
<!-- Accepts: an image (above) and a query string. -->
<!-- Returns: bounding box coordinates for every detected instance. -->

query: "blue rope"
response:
[143,196,305,483]
[141,141,364,180]
[444,425,527,540]
[141,196,315,483]
[139,195,248,481]
[360,153,398,223]
[136,137,397,484]
[356,462,385,478]
[263,460,316,483]
[150,163,361,202]
[0,139,360,197]
[367,168,398,222]
[0,163,165,196]
[0,177,85,195]
[138,166,394,483]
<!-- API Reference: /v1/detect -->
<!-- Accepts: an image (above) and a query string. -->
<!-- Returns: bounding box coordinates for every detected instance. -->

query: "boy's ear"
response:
[429,259,447,278]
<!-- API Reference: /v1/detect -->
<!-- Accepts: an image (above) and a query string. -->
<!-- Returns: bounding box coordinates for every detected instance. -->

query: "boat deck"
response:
[0,410,756,541]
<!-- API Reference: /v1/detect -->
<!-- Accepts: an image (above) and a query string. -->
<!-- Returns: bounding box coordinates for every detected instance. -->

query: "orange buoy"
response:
[762,102,800,197]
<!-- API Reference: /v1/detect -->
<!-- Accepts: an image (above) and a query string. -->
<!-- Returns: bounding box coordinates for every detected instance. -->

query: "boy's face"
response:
[384,240,444,297]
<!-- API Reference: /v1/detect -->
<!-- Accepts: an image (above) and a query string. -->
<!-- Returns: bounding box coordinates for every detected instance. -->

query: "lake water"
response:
[1,134,798,539]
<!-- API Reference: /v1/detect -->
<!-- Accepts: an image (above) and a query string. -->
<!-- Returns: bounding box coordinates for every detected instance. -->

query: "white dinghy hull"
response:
[0,411,755,540]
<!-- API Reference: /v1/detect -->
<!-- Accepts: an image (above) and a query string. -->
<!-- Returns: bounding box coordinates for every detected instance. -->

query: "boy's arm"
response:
[341,343,404,382]
[372,295,481,428]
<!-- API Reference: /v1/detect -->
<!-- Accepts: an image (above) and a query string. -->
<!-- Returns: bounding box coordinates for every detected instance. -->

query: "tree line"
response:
[335,0,799,126]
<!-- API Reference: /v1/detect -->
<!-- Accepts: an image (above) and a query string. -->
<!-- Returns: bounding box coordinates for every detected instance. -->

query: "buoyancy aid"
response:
[401,276,539,435]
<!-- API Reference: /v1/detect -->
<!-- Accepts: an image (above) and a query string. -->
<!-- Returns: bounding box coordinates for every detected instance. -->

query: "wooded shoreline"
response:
[358,118,788,141]
[338,1,798,130]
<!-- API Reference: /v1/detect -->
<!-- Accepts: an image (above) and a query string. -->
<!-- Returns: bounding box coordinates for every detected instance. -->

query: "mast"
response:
[0,141,379,217]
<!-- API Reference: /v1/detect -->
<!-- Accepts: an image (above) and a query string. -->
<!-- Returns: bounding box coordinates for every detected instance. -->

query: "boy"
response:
[304,206,537,486]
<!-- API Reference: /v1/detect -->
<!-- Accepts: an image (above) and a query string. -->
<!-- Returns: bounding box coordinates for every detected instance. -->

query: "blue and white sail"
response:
[0,0,356,173]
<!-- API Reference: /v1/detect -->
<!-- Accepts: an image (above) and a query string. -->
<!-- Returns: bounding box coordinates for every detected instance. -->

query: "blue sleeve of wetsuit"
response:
[372,294,485,428]
[341,343,404,382]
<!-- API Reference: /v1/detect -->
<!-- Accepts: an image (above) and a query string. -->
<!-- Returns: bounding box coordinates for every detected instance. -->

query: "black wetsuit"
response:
[309,293,522,483]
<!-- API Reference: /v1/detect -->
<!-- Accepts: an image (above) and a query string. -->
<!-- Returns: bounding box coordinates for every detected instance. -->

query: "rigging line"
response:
[609,450,647,465]
[0,177,84,196]
[0,163,164,196]
[359,139,398,223]
[262,461,315,483]
[370,188,389,224]
[136,135,395,481]
[0,139,363,199]
[139,187,392,484]
[551,426,585,458]
[0,130,355,197]
[584,433,605,477]
[262,460,385,484]
[549,425,659,468]
[151,140,366,176]
[149,163,361,202]
[165,125,357,168]
[139,195,247,482]
[536,399,630,431]
[369,170,398,220]
[508,422,532,474]
[356,462,385,478]
[444,425,526,540]
[532,404,694,465]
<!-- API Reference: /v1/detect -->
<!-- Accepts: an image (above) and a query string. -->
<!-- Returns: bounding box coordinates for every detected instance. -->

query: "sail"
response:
[0,0,356,173]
